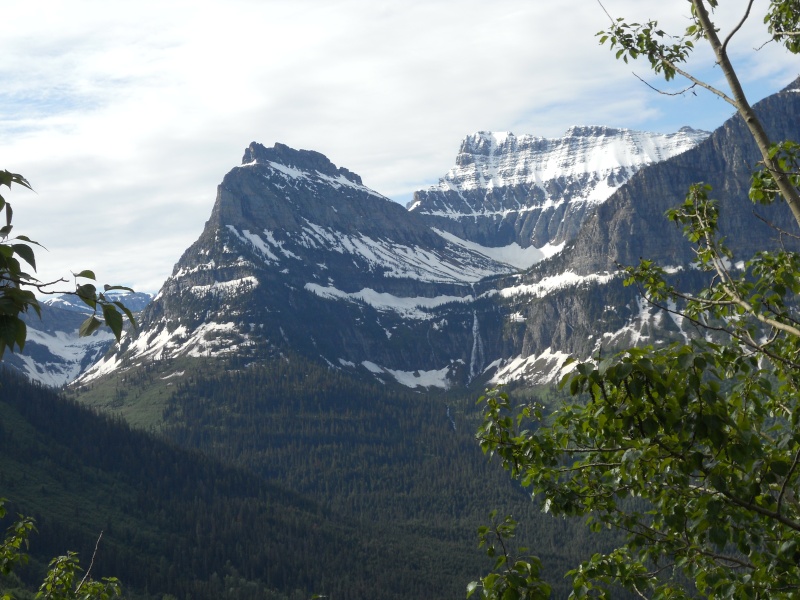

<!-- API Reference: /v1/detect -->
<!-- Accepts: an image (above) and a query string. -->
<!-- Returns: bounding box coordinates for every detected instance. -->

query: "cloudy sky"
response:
[1,0,797,294]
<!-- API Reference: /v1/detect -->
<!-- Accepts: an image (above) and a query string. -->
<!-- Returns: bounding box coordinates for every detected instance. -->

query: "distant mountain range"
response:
[2,292,151,386]
[68,122,711,394]
[8,78,800,396]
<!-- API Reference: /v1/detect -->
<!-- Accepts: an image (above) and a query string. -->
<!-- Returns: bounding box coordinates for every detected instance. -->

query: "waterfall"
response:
[468,310,485,383]
[446,405,457,431]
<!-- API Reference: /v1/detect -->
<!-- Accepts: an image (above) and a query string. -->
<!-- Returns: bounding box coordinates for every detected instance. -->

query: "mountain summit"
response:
[76,141,521,392]
[408,126,709,248]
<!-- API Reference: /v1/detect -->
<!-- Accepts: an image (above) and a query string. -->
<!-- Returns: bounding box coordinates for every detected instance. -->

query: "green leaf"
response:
[0,170,32,191]
[0,315,26,355]
[103,284,134,293]
[11,244,35,271]
[102,304,124,341]
[113,301,137,331]
[79,316,102,337]
[76,283,98,309]
[74,269,97,280]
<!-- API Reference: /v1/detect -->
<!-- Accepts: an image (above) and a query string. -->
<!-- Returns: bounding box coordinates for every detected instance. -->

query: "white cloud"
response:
[0,0,795,293]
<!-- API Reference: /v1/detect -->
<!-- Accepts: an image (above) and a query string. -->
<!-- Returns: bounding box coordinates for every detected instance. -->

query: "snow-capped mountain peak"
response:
[238,141,378,195]
[432,126,709,194]
[407,126,710,249]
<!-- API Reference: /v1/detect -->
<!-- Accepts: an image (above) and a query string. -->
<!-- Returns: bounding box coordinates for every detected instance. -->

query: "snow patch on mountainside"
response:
[489,348,575,386]
[78,321,247,384]
[172,261,218,281]
[190,276,259,297]
[12,329,114,387]
[306,284,470,319]
[227,226,280,262]
[494,271,618,298]
[241,158,387,199]
[361,360,451,389]
[183,322,245,358]
[293,221,513,283]
[227,225,302,263]
[597,297,675,349]
[434,229,564,270]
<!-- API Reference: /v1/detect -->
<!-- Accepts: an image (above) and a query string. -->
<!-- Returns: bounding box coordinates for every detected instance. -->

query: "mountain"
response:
[409,126,708,249]
[72,122,717,400]
[2,292,152,387]
[6,80,794,398]
[2,304,115,387]
[43,292,153,314]
[482,78,800,384]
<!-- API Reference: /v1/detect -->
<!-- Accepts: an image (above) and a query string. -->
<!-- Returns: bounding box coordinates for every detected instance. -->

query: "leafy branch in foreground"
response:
[473,0,800,597]
[1,499,121,600]
[477,335,800,597]
[1,172,131,596]
[623,183,800,371]
[598,0,800,228]
[0,170,136,358]
[474,177,800,598]
[467,511,550,600]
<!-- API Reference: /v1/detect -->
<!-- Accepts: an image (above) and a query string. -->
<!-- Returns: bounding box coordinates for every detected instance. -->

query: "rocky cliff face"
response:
[77,142,524,389]
[559,84,800,275]
[408,127,708,249]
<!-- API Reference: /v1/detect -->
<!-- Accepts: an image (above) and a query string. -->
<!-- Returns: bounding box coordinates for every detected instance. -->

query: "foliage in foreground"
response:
[0,170,136,358]
[471,0,800,597]
[477,335,800,597]
[1,499,120,600]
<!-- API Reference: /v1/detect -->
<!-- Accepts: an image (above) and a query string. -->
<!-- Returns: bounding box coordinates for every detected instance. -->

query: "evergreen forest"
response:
[0,364,617,599]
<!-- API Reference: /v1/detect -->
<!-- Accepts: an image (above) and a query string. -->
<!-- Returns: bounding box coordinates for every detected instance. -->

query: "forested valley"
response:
[0,364,618,599]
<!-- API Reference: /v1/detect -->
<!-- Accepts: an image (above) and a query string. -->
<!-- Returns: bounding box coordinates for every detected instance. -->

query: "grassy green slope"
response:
[66,356,226,430]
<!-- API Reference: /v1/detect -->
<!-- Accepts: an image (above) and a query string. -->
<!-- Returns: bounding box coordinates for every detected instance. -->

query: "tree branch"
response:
[721,491,800,532]
[691,0,800,228]
[659,55,737,107]
[753,210,800,242]
[632,72,699,97]
[75,531,103,593]
[722,0,756,54]
[777,447,800,514]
